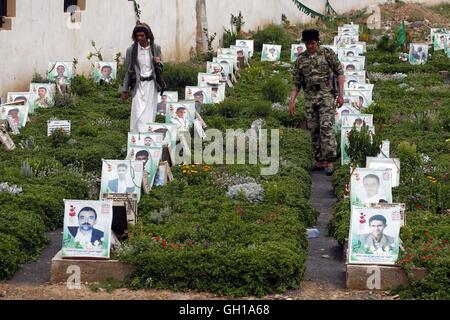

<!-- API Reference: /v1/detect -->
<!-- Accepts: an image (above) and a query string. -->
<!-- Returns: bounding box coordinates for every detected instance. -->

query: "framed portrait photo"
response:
[157,91,179,115]
[350,168,393,207]
[48,61,74,84]
[335,104,360,130]
[217,53,239,70]
[146,123,178,165]
[197,72,220,87]
[366,157,400,187]
[127,146,163,189]
[185,86,213,104]
[62,199,113,259]
[433,32,447,51]
[344,71,367,89]
[348,205,403,265]
[29,83,55,112]
[128,132,164,149]
[212,57,234,76]
[6,92,33,108]
[93,61,117,84]
[339,25,359,36]
[236,39,254,57]
[166,102,196,131]
[345,89,372,108]
[230,45,250,65]
[334,35,359,48]
[154,161,169,187]
[261,44,282,62]
[0,103,29,129]
[341,114,373,130]
[207,62,229,82]
[208,83,226,104]
[100,160,144,202]
[341,59,365,72]
[408,43,429,65]
[291,43,306,62]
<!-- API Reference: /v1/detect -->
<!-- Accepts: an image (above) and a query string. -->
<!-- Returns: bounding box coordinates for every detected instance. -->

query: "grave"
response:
[50,250,135,284]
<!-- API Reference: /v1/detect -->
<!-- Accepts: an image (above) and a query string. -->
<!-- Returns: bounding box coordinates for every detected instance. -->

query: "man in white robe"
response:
[120,23,163,133]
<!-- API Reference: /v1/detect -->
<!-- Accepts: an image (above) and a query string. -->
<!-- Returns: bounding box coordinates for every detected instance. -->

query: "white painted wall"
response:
[0,0,448,96]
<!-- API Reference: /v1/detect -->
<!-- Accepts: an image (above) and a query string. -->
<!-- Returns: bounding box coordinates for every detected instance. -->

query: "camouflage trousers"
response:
[304,90,337,162]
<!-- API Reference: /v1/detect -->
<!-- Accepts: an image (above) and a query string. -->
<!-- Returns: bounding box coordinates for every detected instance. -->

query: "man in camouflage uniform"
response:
[289,29,345,175]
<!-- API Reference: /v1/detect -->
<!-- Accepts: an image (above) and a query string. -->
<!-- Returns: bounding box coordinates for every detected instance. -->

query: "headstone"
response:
[47,120,71,136]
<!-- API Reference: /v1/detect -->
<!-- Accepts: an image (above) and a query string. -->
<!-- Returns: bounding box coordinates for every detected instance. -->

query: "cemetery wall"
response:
[0,0,447,96]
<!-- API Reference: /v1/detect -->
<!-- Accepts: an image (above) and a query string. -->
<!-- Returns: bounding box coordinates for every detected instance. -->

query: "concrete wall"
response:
[0,0,448,96]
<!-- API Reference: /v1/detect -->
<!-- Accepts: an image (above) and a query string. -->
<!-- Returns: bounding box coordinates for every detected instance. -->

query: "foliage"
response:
[163,63,204,98]
[345,124,381,167]
[262,75,290,103]
[202,28,217,62]
[252,25,292,51]
[376,34,398,53]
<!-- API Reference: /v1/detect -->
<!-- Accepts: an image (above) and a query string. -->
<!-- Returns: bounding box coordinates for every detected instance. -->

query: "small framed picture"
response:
[348,204,402,265]
[154,161,169,187]
[261,44,282,62]
[408,43,429,65]
[366,157,400,187]
[100,160,144,202]
[93,61,117,84]
[185,86,213,104]
[62,199,113,259]
[0,103,29,128]
[48,61,74,84]
[350,168,393,207]
[146,123,178,166]
[291,43,306,62]
[29,84,55,112]
[236,39,254,57]
[166,102,196,131]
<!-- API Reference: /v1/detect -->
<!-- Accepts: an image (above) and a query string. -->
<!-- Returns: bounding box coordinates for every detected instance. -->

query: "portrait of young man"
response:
[107,163,135,193]
[35,87,50,108]
[358,214,395,252]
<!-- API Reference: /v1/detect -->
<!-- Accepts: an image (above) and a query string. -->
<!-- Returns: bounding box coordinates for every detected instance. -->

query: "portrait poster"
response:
[291,43,306,62]
[339,25,359,36]
[127,132,164,149]
[208,83,226,104]
[341,125,375,165]
[156,91,178,115]
[338,48,362,61]
[29,83,55,112]
[197,73,220,87]
[333,35,359,48]
[126,146,163,189]
[344,71,367,88]
[165,102,196,131]
[433,32,447,51]
[194,118,207,139]
[6,92,33,109]
[366,157,400,187]
[217,54,239,70]
[146,123,178,164]
[321,45,337,54]
[408,43,429,65]
[430,28,448,44]
[345,89,372,108]
[344,43,365,54]
[100,160,144,202]
[340,114,373,130]
[185,86,213,104]
[230,45,250,65]
[218,47,238,59]
[343,95,364,111]
[207,62,229,81]
[0,103,29,128]
[341,59,365,72]
[348,204,402,265]
[335,104,360,130]
[48,61,74,84]
[154,161,169,187]
[350,168,393,207]
[236,39,254,57]
[212,57,234,76]
[261,44,282,62]
[93,61,117,84]
[62,199,113,259]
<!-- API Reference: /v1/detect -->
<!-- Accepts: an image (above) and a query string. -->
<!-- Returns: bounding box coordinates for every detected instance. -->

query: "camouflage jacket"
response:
[292,46,344,92]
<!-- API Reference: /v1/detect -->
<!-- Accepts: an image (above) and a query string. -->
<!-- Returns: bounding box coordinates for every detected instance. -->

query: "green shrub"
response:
[71,75,96,97]
[253,25,292,51]
[0,234,26,279]
[164,63,204,98]
[262,76,290,103]
[345,124,381,167]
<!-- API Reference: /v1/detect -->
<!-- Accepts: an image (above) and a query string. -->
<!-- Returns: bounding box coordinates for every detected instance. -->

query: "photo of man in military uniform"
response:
[289,29,345,175]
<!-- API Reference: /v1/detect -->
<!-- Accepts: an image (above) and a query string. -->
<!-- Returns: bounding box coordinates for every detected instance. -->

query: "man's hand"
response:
[121,91,129,102]
[154,56,161,64]
[336,95,344,108]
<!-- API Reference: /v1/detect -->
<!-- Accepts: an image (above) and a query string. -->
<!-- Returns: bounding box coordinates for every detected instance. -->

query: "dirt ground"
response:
[0,281,395,300]
[380,3,450,25]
